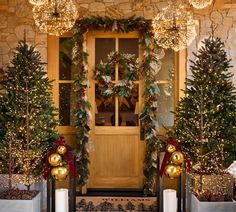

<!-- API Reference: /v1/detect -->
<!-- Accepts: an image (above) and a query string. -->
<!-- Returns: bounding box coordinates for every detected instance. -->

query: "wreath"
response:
[94,51,139,97]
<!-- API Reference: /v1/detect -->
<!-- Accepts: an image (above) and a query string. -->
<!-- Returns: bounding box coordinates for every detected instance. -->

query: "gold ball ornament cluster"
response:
[57,145,67,155]
[51,166,68,181]
[164,144,185,178]
[48,153,62,167]
[48,146,69,180]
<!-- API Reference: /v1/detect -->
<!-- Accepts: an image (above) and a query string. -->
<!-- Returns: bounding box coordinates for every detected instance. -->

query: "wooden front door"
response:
[86,31,145,189]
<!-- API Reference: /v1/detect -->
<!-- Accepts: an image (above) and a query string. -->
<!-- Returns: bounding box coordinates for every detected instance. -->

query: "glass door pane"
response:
[118,38,139,80]
[95,84,115,126]
[59,83,76,126]
[157,83,175,127]
[119,84,139,126]
[59,37,74,80]
[157,49,175,80]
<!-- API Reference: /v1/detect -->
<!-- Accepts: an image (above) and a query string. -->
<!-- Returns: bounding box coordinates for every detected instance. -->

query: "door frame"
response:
[47,31,187,190]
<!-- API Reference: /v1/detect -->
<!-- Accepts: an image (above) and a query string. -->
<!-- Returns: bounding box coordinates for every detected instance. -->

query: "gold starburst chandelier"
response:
[28,0,48,6]
[189,0,213,9]
[33,0,77,36]
[152,3,197,51]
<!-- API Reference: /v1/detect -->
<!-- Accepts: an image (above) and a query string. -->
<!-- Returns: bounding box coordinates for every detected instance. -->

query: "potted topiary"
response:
[169,36,236,212]
[0,38,58,212]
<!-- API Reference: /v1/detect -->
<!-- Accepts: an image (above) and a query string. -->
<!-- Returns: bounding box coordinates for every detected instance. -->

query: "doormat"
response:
[76,196,157,211]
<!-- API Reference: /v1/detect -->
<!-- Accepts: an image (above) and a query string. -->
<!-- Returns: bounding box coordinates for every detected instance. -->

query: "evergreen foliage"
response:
[170,36,236,174]
[0,39,58,189]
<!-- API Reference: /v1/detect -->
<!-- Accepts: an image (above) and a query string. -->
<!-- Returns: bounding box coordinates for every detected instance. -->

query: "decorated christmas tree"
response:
[0,39,58,189]
[170,36,236,198]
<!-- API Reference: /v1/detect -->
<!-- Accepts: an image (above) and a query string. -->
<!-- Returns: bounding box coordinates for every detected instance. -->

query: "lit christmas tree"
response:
[169,36,236,196]
[0,39,58,189]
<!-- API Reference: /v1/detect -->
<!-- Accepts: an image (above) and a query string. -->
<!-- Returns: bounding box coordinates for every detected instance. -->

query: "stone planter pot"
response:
[0,192,41,212]
[191,194,236,212]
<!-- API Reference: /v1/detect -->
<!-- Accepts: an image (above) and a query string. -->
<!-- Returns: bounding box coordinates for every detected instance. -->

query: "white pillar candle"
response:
[164,189,177,212]
[56,188,68,212]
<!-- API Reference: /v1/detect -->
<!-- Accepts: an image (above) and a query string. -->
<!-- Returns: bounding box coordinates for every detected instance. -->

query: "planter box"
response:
[191,194,236,212]
[0,175,46,210]
[0,192,41,212]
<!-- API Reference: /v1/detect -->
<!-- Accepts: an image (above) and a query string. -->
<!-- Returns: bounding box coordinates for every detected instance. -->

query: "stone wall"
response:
[0,0,235,84]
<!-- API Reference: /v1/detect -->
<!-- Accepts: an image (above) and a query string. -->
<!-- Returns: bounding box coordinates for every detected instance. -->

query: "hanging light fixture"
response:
[189,0,213,9]
[33,0,78,36]
[28,0,48,6]
[152,3,197,51]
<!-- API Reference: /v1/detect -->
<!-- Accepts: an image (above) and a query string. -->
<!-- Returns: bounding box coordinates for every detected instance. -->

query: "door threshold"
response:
[77,188,155,197]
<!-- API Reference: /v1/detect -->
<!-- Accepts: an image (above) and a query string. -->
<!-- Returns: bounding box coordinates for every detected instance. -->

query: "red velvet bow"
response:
[159,137,191,177]
[43,137,76,179]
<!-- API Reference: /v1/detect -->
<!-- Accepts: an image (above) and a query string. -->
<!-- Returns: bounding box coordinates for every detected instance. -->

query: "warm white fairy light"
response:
[28,0,47,6]
[33,0,78,36]
[189,0,213,9]
[152,4,197,51]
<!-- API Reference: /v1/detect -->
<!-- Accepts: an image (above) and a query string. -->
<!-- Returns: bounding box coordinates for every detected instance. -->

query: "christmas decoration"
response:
[164,164,182,179]
[159,137,191,178]
[166,144,176,154]
[171,151,184,165]
[28,0,47,6]
[57,145,67,155]
[0,38,58,189]
[32,0,77,36]
[94,51,139,97]
[43,137,75,180]
[73,16,164,194]
[51,166,68,181]
[189,0,213,9]
[169,36,236,198]
[152,3,197,51]
[48,153,62,167]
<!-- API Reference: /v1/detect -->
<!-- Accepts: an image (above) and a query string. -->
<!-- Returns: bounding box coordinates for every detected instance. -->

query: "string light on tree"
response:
[152,3,197,51]
[32,0,78,36]
[189,0,213,9]
[168,36,236,200]
[0,39,58,190]
[28,0,47,6]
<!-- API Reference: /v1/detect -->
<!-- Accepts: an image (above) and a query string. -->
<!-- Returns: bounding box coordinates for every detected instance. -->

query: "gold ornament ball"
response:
[51,166,68,181]
[48,153,62,167]
[171,151,184,165]
[164,164,182,178]
[57,145,67,155]
[166,144,176,154]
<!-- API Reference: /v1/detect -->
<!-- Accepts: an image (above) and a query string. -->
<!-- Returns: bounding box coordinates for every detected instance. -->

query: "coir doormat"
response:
[76,196,157,211]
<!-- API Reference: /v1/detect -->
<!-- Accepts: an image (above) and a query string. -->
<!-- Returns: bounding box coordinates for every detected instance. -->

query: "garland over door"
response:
[87,31,145,188]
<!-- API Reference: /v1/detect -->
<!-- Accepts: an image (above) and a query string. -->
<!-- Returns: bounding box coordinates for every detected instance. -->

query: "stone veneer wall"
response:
[0,0,235,84]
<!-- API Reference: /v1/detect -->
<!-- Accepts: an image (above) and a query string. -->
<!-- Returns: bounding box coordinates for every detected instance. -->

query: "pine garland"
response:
[72,16,164,194]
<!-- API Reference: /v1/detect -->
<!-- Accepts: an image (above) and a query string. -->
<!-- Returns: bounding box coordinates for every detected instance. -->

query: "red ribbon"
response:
[43,137,76,179]
[159,137,191,177]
